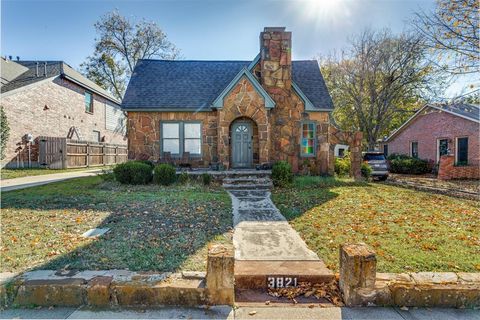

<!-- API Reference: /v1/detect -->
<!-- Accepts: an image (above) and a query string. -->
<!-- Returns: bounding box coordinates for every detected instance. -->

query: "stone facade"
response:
[127,27,363,175]
[1,77,126,168]
[339,243,480,308]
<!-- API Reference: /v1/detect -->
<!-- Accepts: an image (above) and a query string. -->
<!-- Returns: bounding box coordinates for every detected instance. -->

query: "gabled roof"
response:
[0,60,121,104]
[384,103,480,142]
[121,59,334,111]
[212,67,275,109]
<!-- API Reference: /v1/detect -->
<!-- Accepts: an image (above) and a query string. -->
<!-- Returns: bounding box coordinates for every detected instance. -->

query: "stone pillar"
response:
[206,244,234,305]
[339,243,377,306]
[350,132,363,180]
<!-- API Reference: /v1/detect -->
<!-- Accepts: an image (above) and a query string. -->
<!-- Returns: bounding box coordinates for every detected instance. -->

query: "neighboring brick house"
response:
[1,58,127,168]
[382,103,479,166]
[122,27,362,175]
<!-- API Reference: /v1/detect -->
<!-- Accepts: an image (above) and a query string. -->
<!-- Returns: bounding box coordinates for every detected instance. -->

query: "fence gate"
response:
[39,136,66,169]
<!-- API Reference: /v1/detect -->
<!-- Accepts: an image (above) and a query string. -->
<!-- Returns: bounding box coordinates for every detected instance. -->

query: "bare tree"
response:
[82,10,180,99]
[320,29,445,150]
[412,0,479,75]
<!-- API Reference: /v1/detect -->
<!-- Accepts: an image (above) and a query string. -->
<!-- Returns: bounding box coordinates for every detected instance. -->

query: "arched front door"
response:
[231,121,253,168]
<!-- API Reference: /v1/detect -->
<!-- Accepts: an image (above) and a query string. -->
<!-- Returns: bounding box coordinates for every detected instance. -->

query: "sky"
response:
[2,0,470,97]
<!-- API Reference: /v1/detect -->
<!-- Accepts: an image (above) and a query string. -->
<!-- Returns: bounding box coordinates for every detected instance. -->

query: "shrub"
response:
[0,106,10,160]
[154,163,177,185]
[272,161,294,187]
[134,160,155,169]
[361,162,372,179]
[334,152,351,177]
[389,156,431,174]
[178,171,189,184]
[201,173,212,186]
[387,153,410,161]
[113,161,153,185]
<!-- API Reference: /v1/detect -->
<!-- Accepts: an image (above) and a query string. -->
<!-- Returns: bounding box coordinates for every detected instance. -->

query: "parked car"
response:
[363,152,389,181]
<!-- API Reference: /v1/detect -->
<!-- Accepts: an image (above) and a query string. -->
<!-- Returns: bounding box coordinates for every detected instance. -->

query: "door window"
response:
[438,139,448,161]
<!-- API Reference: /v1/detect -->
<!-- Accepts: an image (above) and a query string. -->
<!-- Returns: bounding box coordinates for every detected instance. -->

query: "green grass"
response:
[1,167,110,180]
[1,176,232,273]
[272,176,480,273]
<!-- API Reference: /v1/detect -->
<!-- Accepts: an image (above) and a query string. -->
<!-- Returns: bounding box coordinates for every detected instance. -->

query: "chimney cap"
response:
[264,27,286,32]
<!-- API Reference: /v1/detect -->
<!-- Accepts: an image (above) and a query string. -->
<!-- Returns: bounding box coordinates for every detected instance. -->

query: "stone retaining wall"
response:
[1,245,234,308]
[438,155,480,180]
[339,243,480,308]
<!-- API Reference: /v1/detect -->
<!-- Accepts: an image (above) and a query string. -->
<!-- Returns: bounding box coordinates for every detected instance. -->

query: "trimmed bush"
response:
[201,173,212,186]
[134,160,155,169]
[154,163,177,185]
[334,152,351,177]
[361,162,372,179]
[113,161,153,185]
[178,171,189,184]
[272,161,294,187]
[388,155,431,174]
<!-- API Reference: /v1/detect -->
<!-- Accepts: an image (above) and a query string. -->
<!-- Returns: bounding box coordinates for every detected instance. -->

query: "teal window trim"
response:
[300,120,317,157]
[160,121,202,158]
[212,67,275,109]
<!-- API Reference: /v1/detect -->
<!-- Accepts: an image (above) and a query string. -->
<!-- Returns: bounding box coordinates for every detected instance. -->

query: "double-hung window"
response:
[300,121,316,157]
[161,122,201,157]
[456,137,468,165]
[85,92,93,113]
[411,141,418,158]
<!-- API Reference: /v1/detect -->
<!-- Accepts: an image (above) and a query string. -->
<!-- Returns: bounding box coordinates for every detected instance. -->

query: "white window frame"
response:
[436,138,449,163]
[455,136,469,165]
[410,141,418,158]
[160,121,202,157]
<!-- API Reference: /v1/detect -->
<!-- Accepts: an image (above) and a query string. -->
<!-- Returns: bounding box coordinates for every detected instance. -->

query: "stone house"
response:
[122,27,362,175]
[382,103,479,166]
[1,58,127,168]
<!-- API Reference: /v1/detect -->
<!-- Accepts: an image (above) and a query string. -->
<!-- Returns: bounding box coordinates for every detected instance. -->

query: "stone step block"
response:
[235,260,334,290]
[222,183,272,190]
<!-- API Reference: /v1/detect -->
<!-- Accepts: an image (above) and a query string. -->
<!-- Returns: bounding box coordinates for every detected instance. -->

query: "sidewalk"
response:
[0,169,104,192]
[1,306,478,319]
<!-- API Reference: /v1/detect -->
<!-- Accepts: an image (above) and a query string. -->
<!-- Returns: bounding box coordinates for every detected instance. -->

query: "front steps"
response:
[222,172,336,305]
[222,174,273,191]
[234,260,335,305]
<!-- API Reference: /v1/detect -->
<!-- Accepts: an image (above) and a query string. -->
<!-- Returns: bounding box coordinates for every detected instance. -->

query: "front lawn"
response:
[1,176,232,273]
[272,176,480,273]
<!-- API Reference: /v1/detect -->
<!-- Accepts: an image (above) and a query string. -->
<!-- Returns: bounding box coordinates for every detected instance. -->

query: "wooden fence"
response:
[39,136,127,169]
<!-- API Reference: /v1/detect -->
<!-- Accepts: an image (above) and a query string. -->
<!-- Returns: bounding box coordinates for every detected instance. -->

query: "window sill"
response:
[85,111,94,115]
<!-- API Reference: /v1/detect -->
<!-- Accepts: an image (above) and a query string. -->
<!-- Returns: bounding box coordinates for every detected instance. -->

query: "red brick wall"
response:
[387,108,479,165]
[438,155,480,180]
[1,77,126,167]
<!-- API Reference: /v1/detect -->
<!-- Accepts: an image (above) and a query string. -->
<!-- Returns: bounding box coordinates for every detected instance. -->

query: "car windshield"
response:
[364,154,386,161]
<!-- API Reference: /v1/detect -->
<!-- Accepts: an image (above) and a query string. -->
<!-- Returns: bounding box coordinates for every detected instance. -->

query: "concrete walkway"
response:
[1,306,478,319]
[229,189,318,261]
[0,169,104,192]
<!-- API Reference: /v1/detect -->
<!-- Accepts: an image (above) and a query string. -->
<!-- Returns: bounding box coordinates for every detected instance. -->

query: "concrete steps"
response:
[222,176,273,191]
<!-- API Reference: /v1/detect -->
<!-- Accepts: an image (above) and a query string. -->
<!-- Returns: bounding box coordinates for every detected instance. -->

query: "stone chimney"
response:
[260,27,292,93]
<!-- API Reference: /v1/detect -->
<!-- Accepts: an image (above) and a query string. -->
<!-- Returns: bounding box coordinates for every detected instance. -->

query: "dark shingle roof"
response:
[1,61,120,104]
[432,103,479,122]
[121,59,333,111]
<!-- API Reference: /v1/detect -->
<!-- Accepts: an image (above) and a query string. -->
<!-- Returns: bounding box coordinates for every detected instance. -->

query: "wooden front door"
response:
[231,122,253,168]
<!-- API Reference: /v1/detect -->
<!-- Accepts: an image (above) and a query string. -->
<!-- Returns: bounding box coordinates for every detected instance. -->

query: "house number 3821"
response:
[267,276,298,288]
